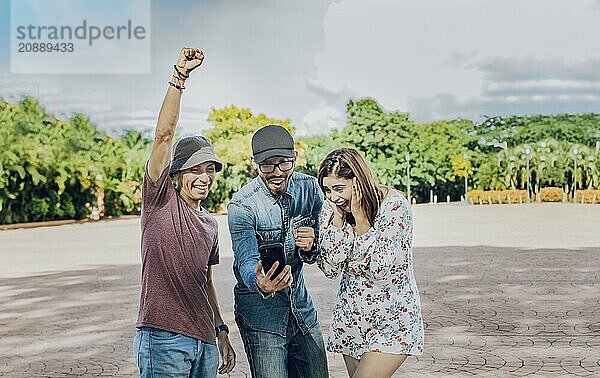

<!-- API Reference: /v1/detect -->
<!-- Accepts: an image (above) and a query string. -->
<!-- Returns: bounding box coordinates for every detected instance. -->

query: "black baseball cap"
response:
[169,136,223,177]
[251,125,295,164]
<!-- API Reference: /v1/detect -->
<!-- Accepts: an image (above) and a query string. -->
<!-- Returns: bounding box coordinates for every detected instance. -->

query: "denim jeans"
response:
[236,313,329,378]
[133,327,219,378]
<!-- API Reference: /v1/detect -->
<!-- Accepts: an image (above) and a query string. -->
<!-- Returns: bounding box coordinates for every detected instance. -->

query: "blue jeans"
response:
[236,314,329,378]
[133,327,219,378]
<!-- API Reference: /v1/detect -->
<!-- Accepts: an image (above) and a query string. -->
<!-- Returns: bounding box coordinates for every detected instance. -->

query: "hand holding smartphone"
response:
[259,243,286,279]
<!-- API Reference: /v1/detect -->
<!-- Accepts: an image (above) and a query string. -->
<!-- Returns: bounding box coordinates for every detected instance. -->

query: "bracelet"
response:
[171,73,186,85]
[168,81,185,92]
[173,64,189,79]
[215,323,229,336]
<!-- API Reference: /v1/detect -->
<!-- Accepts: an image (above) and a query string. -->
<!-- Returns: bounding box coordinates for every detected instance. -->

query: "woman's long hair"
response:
[317,148,384,227]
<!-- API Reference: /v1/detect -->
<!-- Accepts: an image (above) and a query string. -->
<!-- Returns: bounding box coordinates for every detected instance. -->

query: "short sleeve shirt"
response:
[135,165,219,344]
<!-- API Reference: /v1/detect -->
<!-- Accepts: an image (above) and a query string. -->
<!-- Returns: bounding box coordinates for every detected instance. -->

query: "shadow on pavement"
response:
[1,247,599,377]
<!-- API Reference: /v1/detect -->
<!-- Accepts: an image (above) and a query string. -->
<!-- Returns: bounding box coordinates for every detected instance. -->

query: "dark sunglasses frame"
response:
[258,160,295,173]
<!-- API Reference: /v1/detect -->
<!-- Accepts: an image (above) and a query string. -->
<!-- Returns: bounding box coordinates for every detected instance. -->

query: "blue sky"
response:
[1,0,600,137]
[0,1,8,69]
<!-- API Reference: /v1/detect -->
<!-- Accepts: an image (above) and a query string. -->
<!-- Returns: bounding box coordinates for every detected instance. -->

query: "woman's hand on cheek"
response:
[350,178,367,221]
[326,199,346,228]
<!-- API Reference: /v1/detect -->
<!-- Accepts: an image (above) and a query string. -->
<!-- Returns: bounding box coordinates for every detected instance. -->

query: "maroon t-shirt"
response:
[135,165,219,344]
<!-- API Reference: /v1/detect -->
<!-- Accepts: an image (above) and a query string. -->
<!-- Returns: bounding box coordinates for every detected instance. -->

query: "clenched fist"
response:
[292,226,315,251]
[175,47,205,76]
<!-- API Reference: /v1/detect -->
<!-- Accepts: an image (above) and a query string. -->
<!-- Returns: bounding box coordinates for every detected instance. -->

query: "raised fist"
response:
[175,48,205,76]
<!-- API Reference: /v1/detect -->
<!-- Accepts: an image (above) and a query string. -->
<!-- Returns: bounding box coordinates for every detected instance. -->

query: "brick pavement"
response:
[1,245,599,377]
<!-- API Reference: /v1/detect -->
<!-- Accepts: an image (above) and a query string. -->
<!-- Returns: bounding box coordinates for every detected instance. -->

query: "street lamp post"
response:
[573,147,579,203]
[405,153,411,203]
[524,147,531,203]
[463,153,469,204]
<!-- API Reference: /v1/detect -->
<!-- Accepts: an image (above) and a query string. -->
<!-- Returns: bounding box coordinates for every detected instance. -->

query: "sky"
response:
[1,0,599,137]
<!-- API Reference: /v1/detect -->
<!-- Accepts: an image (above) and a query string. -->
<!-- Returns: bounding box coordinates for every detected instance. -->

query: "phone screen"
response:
[259,243,285,279]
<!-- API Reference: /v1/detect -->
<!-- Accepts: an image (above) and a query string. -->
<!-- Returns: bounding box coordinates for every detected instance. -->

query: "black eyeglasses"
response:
[258,160,294,173]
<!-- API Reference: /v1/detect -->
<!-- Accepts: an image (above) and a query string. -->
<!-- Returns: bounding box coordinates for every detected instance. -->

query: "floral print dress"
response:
[317,190,424,359]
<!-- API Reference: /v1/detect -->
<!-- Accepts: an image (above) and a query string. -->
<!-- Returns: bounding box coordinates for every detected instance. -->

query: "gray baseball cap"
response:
[251,125,295,164]
[169,136,223,177]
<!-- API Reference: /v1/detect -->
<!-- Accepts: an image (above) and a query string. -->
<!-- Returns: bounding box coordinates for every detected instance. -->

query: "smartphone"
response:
[259,243,285,279]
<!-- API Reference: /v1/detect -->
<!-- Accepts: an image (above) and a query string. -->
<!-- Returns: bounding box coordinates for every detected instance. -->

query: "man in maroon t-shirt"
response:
[133,48,236,377]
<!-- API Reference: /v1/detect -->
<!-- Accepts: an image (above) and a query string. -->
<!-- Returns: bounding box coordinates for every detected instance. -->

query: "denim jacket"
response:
[227,172,324,337]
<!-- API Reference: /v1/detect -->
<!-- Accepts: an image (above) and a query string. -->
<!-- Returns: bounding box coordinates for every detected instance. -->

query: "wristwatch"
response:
[215,324,229,336]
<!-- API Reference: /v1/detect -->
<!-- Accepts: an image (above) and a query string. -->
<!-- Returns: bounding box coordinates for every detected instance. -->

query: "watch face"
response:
[216,324,229,335]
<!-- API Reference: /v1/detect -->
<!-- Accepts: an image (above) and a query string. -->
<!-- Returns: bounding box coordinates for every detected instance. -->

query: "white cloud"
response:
[2,0,600,135]
[166,0,336,129]
[300,106,344,136]
[314,0,600,122]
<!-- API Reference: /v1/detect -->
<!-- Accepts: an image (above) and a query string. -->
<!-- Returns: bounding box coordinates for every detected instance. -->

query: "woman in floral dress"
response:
[316,148,424,378]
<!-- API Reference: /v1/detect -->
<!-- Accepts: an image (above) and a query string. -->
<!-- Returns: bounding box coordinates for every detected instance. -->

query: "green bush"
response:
[0,98,150,224]
[3,96,600,223]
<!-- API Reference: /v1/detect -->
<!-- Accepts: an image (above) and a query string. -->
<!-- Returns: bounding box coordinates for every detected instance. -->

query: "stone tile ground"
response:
[1,204,599,377]
[1,246,598,377]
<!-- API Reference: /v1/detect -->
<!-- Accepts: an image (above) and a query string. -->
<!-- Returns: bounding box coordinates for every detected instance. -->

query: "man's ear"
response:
[293,150,298,160]
[171,172,180,188]
[251,157,258,171]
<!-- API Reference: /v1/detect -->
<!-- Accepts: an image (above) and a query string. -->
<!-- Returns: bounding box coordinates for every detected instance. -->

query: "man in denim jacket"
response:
[228,125,328,377]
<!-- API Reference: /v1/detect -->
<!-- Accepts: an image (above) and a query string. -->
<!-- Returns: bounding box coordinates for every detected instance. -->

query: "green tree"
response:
[295,133,347,177]
[452,155,474,180]
[0,98,150,224]
[337,98,475,201]
[410,120,474,200]
[468,114,600,151]
[337,98,413,190]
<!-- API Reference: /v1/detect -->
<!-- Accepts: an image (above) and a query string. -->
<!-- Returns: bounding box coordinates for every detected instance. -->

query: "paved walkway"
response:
[0,204,599,377]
